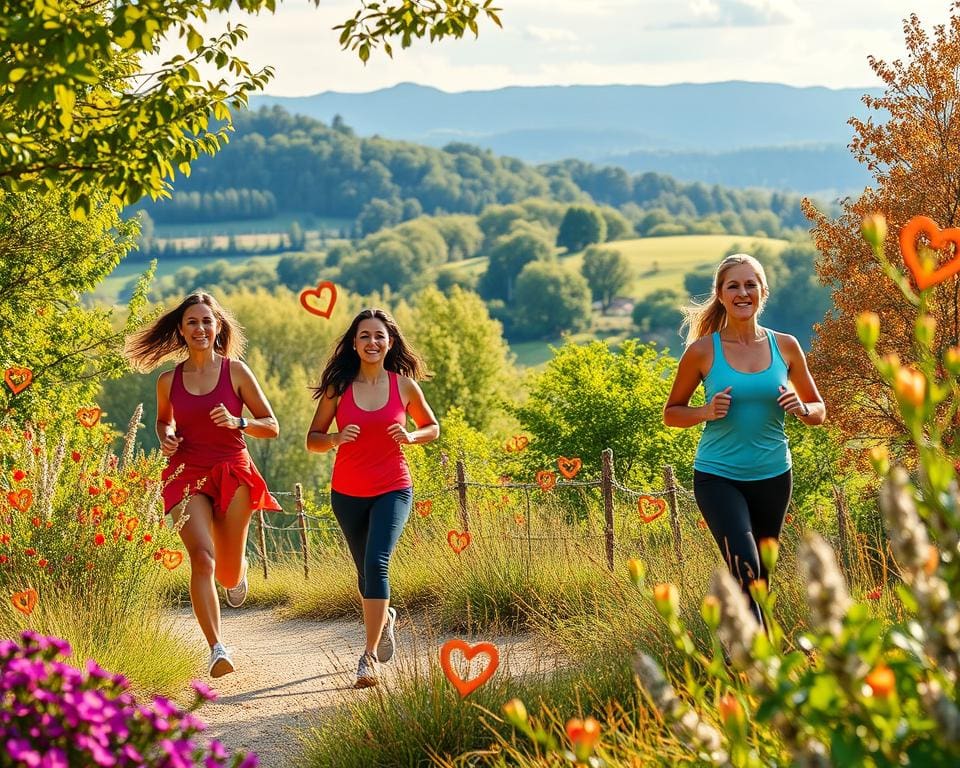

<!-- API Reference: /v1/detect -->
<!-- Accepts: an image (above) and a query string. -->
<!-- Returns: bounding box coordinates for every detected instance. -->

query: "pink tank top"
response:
[169,357,247,468]
[332,371,412,497]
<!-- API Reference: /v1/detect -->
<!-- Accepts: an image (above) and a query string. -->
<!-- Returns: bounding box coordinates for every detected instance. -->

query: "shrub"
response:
[0,630,257,767]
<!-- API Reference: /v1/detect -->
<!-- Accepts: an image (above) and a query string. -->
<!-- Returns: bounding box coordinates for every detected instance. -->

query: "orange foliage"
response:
[803,6,960,446]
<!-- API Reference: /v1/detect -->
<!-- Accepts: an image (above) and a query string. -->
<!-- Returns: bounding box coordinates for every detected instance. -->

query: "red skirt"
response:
[162,452,282,519]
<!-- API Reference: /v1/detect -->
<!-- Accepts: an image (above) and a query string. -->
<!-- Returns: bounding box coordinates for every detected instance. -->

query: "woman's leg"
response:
[694,471,764,619]
[361,488,412,654]
[211,484,253,589]
[742,469,792,585]
[173,495,220,647]
[330,490,373,598]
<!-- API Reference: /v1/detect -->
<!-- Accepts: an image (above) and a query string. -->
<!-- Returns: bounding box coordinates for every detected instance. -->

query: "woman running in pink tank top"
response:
[126,292,281,679]
[307,308,439,688]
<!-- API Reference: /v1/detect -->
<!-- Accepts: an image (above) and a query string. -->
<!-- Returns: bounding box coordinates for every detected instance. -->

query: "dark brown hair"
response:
[312,308,429,399]
[124,291,246,372]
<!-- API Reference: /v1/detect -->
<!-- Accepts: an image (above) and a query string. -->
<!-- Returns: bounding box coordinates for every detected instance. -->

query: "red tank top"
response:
[169,357,247,468]
[331,371,412,497]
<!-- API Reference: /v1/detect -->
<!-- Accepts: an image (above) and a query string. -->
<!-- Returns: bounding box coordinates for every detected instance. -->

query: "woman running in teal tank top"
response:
[663,254,826,622]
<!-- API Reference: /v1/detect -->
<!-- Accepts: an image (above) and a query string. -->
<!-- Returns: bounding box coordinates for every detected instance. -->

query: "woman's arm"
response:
[663,340,729,428]
[216,360,280,438]
[306,388,357,453]
[156,371,181,457]
[390,377,440,445]
[776,333,826,426]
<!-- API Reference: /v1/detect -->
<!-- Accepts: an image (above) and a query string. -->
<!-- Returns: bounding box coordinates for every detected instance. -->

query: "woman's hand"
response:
[705,386,732,420]
[210,402,242,429]
[160,434,182,458]
[777,385,807,417]
[336,424,361,446]
[387,423,413,445]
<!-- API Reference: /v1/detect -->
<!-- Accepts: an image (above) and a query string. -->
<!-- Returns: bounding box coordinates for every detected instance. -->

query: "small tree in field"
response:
[581,245,633,312]
[557,206,606,253]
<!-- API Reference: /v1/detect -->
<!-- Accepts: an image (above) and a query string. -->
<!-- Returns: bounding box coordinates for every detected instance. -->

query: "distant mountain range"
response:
[250,81,883,197]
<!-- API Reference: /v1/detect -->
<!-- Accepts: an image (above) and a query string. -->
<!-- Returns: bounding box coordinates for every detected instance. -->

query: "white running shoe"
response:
[208,642,235,678]
[377,606,397,663]
[224,562,248,609]
[354,652,379,689]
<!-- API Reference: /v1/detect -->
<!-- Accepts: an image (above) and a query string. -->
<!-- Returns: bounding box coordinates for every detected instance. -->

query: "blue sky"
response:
[160,1,953,95]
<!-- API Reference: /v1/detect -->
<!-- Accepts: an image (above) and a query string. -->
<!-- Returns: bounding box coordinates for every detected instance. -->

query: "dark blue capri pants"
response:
[693,469,792,620]
[330,487,412,600]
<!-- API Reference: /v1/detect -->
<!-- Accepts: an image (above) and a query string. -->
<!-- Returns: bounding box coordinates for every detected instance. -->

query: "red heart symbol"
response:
[77,407,101,428]
[4,367,32,395]
[556,456,582,480]
[415,500,433,517]
[637,495,666,523]
[299,281,338,318]
[899,215,960,290]
[7,489,33,513]
[447,530,471,554]
[535,471,556,491]
[11,588,38,616]
[161,550,184,570]
[439,639,500,698]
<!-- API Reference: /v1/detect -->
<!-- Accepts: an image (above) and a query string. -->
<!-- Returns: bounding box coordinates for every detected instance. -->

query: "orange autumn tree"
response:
[803,3,960,448]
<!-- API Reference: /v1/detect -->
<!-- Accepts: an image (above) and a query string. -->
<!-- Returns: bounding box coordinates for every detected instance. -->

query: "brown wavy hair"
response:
[680,254,769,346]
[312,308,429,400]
[124,291,246,372]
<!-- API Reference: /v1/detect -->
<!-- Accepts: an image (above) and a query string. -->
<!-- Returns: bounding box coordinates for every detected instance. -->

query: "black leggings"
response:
[693,469,792,619]
[330,487,412,600]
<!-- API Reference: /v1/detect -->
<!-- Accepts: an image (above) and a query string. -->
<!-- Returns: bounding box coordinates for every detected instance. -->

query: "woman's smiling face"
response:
[718,263,766,320]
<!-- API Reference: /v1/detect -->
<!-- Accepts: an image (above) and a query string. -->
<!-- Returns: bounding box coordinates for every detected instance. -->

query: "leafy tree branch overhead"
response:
[0,1,503,213]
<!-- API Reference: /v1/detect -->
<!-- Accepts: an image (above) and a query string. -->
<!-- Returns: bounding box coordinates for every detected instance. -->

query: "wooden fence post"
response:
[663,465,683,569]
[601,448,615,572]
[833,483,852,573]
[295,483,310,579]
[455,459,471,532]
[257,509,269,580]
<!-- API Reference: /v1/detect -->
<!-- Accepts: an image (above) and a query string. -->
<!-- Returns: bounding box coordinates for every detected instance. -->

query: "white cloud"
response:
[524,26,581,45]
[666,0,795,28]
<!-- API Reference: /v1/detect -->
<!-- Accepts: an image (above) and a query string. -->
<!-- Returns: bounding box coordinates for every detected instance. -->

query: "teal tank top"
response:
[693,330,791,481]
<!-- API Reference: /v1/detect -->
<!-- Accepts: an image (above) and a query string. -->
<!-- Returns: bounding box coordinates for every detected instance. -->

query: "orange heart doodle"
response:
[439,639,500,698]
[77,407,101,428]
[535,470,556,491]
[7,489,32,513]
[11,588,38,616]
[514,514,525,526]
[637,495,666,523]
[109,488,129,506]
[415,500,433,517]
[299,281,338,318]
[899,215,960,290]
[447,529,471,554]
[556,456,582,480]
[161,550,184,570]
[4,367,32,395]
[504,435,529,453]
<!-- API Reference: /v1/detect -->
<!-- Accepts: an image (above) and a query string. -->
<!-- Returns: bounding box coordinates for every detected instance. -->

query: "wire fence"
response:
[250,448,706,580]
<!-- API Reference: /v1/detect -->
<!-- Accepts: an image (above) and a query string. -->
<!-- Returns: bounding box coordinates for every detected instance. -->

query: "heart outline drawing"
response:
[299,281,338,318]
[439,638,500,698]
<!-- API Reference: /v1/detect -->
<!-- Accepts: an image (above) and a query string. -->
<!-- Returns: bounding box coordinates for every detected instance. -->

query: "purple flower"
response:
[7,737,42,767]
[237,753,260,768]
[191,679,218,702]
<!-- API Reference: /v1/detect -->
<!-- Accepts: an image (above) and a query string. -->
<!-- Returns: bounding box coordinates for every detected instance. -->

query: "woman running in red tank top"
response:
[126,291,281,679]
[307,308,439,688]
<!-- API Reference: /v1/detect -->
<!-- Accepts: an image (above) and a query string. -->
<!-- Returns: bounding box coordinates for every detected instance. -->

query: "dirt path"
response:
[170,607,543,768]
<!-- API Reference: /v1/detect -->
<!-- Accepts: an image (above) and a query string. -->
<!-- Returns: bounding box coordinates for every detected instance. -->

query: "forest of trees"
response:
[134,107,816,240]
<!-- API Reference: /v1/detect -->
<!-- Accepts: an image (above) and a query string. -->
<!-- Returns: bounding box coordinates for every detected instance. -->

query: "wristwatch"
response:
[799,403,810,418]
[237,416,248,431]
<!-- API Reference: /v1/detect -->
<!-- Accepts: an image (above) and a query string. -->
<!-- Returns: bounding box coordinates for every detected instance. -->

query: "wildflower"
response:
[718,692,746,732]
[865,663,895,698]
[93,533,105,546]
[502,698,528,727]
[627,557,646,586]
[88,486,101,496]
[12,468,26,483]
[71,451,82,462]
[758,538,779,572]
[31,516,40,527]
[653,582,679,618]
[143,534,153,543]
[861,213,887,249]
[798,532,850,637]
[945,346,960,375]
[25,547,36,557]
[866,587,882,600]
[709,568,762,670]
[893,366,926,408]
[566,716,602,762]
[37,558,47,568]
[191,679,219,702]
[856,311,880,349]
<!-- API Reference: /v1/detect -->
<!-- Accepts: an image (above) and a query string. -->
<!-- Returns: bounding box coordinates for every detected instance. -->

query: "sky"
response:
[161,0,954,95]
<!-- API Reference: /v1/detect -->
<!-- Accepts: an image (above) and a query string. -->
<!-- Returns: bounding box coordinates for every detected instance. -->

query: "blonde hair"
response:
[680,254,769,346]
[124,291,246,372]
